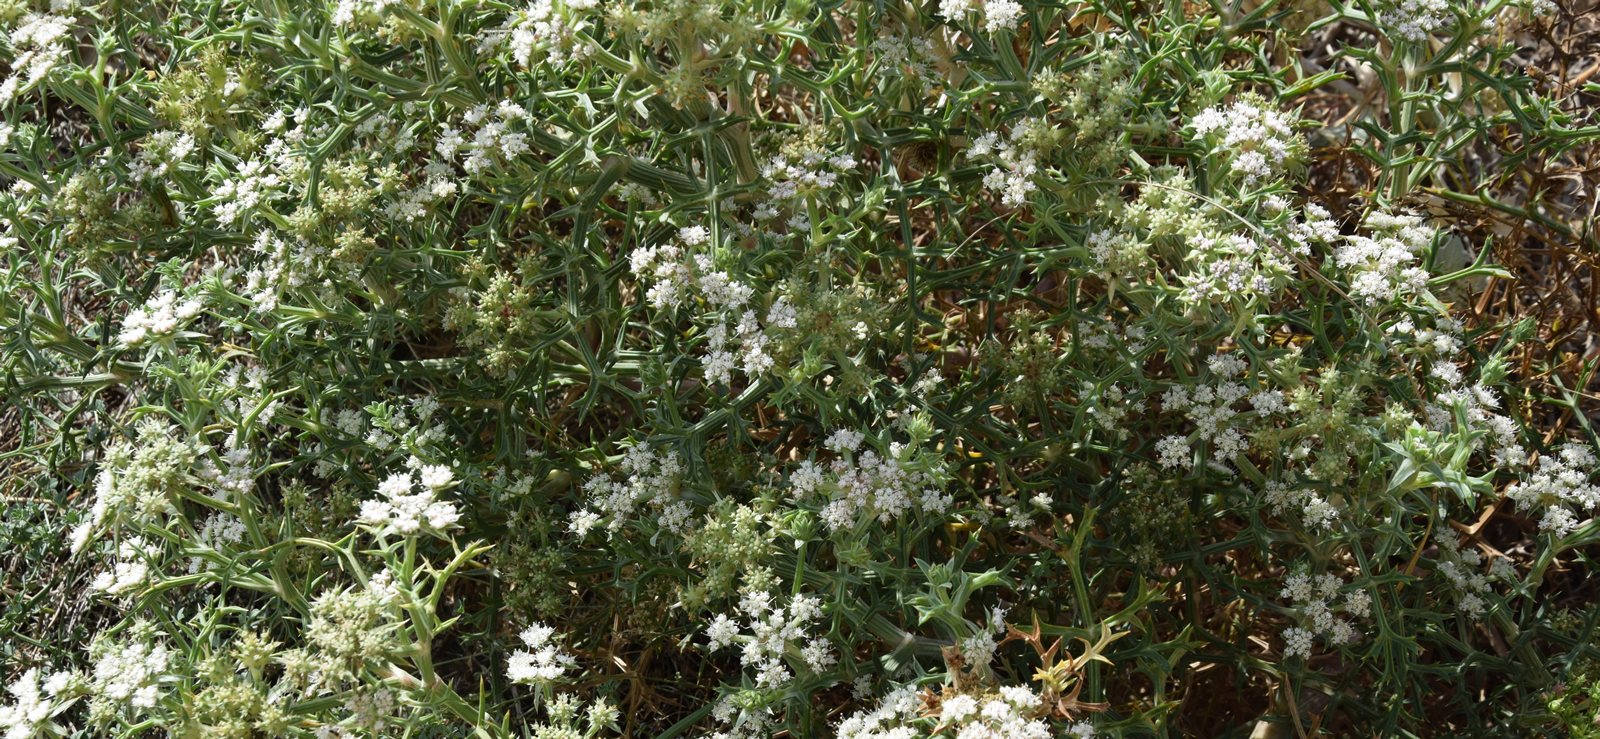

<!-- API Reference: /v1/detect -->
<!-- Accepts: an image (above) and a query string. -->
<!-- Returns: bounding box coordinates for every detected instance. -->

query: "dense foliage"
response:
[4,0,1600,736]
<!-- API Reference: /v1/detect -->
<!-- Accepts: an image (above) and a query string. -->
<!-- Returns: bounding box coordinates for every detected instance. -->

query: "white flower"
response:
[1506,443,1600,537]
[569,510,601,537]
[801,638,837,672]
[212,159,283,227]
[1206,352,1247,378]
[938,0,975,20]
[419,464,454,489]
[984,0,1025,30]
[0,13,73,104]
[942,694,978,721]
[825,429,866,454]
[0,669,56,739]
[766,298,798,329]
[999,685,1040,709]
[358,470,460,536]
[1250,390,1285,415]
[131,131,197,180]
[1155,435,1191,469]
[1331,212,1436,307]
[968,120,1046,205]
[1283,626,1314,659]
[1188,96,1303,186]
[90,640,168,714]
[332,0,399,25]
[1379,0,1452,41]
[506,623,576,685]
[1211,427,1248,462]
[119,291,205,346]
[738,589,773,616]
[489,0,595,68]
[705,350,736,385]
[678,225,710,245]
[706,614,740,651]
[92,537,159,596]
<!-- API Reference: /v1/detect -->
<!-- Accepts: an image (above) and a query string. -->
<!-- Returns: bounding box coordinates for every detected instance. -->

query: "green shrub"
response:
[0,0,1596,736]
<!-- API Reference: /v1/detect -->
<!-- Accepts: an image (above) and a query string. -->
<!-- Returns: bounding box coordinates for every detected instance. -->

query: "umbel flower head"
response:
[118,290,204,347]
[0,667,74,739]
[506,622,575,687]
[355,457,461,537]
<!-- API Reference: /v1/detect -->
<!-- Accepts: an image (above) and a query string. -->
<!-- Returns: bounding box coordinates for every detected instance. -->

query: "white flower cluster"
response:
[1189,96,1303,187]
[1279,573,1369,659]
[90,639,169,714]
[355,459,461,536]
[1079,382,1147,442]
[833,685,924,739]
[69,423,194,554]
[1158,353,1256,467]
[956,605,1010,668]
[118,290,204,346]
[836,683,1092,739]
[569,443,690,537]
[1506,444,1600,537]
[754,149,858,232]
[940,687,1091,739]
[195,437,256,501]
[968,119,1046,207]
[131,131,197,181]
[790,428,952,529]
[186,514,247,575]
[1086,229,1149,281]
[315,397,446,475]
[260,107,318,177]
[1282,203,1341,255]
[1390,316,1463,356]
[1154,435,1191,470]
[386,161,460,222]
[331,0,398,26]
[350,106,447,218]
[1177,231,1295,306]
[995,489,1053,529]
[1078,321,1150,356]
[611,181,659,207]
[1332,211,1435,307]
[354,108,419,153]
[628,228,786,386]
[706,698,777,739]
[704,591,834,687]
[1379,0,1453,41]
[505,623,576,686]
[487,0,600,68]
[92,536,160,597]
[702,308,774,384]
[0,13,73,104]
[0,668,71,739]
[212,159,283,227]
[1263,480,1339,530]
[936,0,1026,32]
[1413,352,1525,467]
[628,241,693,311]
[871,34,940,92]
[345,688,397,733]
[437,101,534,176]
[242,231,326,313]
[1432,528,1513,617]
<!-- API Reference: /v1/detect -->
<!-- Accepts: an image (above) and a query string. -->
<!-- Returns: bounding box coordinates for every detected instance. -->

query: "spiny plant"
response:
[1,0,1599,736]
